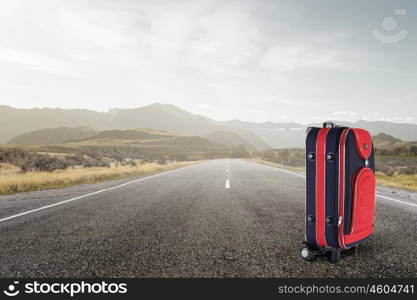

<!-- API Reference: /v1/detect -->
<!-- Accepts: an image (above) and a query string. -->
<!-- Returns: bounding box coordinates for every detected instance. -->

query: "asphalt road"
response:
[0,159,416,278]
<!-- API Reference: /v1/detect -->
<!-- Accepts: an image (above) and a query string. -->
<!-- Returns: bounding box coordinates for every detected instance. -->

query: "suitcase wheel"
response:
[300,246,316,261]
[353,245,359,255]
[328,248,341,263]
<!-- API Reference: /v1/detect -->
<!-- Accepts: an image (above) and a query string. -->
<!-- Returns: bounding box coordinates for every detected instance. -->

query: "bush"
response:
[0,149,110,173]
[127,159,137,167]
[256,148,304,167]
[398,166,417,175]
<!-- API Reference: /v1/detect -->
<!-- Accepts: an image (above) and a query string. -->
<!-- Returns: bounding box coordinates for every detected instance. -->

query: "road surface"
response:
[0,159,416,277]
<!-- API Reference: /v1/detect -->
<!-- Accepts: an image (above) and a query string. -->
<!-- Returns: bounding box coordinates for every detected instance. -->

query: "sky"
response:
[0,0,416,124]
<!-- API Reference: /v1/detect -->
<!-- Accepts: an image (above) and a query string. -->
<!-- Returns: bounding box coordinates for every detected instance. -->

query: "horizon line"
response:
[0,103,415,126]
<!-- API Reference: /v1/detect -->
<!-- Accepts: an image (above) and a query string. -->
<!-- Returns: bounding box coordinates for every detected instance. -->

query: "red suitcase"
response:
[301,122,376,263]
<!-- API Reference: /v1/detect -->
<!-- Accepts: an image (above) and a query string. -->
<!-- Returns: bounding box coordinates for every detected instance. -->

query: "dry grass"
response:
[376,172,417,191]
[0,163,21,175]
[0,161,197,195]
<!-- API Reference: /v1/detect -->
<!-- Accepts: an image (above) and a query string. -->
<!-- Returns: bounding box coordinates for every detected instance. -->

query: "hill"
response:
[371,132,417,157]
[52,128,227,159]
[0,104,270,150]
[372,132,402,149]
[103,103,270,150]
[80,128,181,141]
[3,103,417,149]
[8,127,98,145]
[0,105,104,144]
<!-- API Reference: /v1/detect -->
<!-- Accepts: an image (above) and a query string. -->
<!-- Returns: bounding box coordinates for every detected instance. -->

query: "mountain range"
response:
[223,120,417,148]
[2,103,417,149]
[1,104,268,150]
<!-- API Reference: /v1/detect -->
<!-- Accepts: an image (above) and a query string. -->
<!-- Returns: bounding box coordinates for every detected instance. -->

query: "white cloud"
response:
[259,45,353,71]
[331,111,416,124]
[0,0,414,124]
[331,111,361,121]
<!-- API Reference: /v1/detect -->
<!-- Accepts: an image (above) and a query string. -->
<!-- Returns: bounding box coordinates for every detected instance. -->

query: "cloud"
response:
[0,1,355,78]
[259,45,354,71]
[0,0,414,124]
[0,45,106,79]
[331,111,416,124]
[331,111,361,120]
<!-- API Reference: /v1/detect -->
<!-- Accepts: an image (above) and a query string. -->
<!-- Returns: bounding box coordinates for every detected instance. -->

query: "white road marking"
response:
[376,194,417,208]
[225,179,230,189]
[255,161,417,208]
[3,160,415,224]
[226,168,229,172]
[257,163,305,178]
[0,163,201,224]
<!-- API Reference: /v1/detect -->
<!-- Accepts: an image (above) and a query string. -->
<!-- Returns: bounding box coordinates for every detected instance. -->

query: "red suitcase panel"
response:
[344,167,376,245]
[352,128,373,159]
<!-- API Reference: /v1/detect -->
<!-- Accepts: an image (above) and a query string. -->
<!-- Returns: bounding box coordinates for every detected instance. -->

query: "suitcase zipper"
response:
[338,128,350,249]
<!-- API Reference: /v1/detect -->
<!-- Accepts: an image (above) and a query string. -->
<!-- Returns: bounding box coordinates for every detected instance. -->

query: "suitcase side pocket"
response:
[344,167,375,245]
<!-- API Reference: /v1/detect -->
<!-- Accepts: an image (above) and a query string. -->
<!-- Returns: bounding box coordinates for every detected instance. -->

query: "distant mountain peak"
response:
[146,102,184,111]
[374,132,402,141]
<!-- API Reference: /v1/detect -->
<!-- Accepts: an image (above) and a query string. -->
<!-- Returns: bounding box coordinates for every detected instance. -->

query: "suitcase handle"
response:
[323,122,336,128]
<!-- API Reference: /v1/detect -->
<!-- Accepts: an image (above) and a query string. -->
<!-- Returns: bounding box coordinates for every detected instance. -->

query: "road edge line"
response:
[0,163,201,224]
[252,160,417,208]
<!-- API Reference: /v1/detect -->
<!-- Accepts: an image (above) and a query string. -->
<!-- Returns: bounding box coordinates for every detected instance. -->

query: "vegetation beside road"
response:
[252,148,304,168]
[376,172,417,192]
[0,128,218,195]
[0,127,231,195]
[0,160,196,195]
[253,148,417,191]
[2,127,417,194]
[374,155,417,191]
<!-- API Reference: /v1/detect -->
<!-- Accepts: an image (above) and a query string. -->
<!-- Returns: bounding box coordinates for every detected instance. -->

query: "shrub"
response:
[158,159,167,165]
[0,149,110,173]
